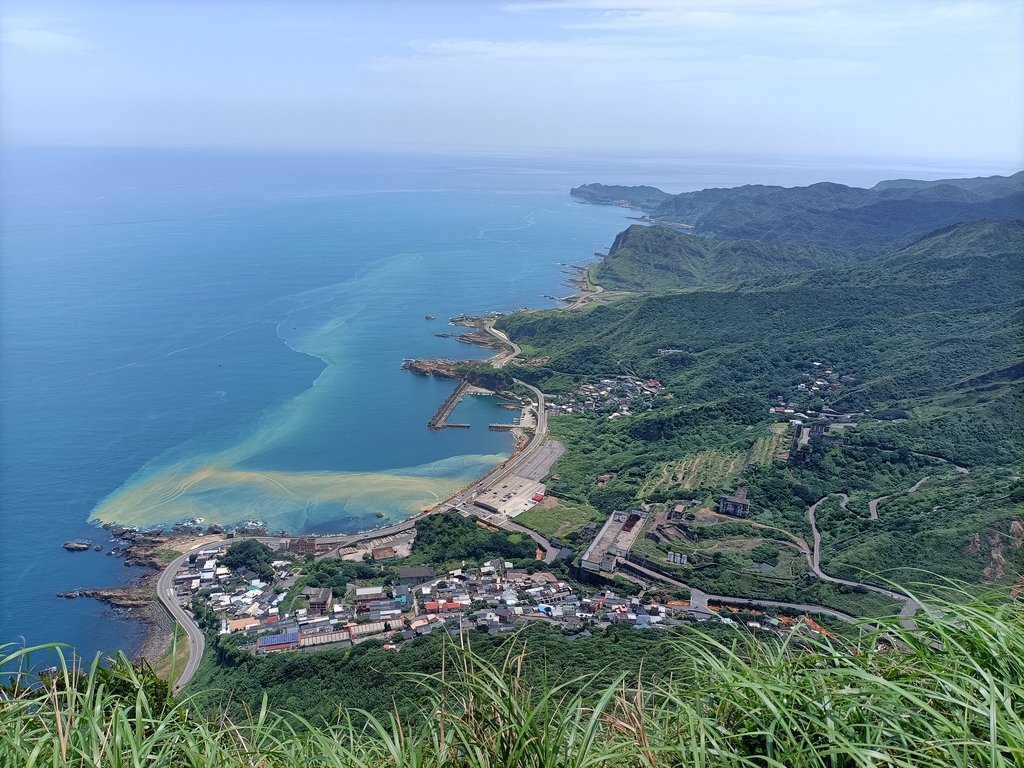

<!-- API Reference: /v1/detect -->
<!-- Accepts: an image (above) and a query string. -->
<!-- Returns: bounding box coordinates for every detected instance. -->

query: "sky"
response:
[1,0,1022,164]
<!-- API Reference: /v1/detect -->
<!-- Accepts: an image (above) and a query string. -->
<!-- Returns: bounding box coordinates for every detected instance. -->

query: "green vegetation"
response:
[151,623,189,684]
[514,498,600,541]
[496,220,1023,611]
[4,590,1023,766]
[221,539,277,581]
[407,512,537,567]
[190,621,733,725]
[574,172,1024,252]
[596,224,852,291]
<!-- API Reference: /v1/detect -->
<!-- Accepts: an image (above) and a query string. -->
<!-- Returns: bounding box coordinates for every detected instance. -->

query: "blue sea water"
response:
[1,147,1011,663]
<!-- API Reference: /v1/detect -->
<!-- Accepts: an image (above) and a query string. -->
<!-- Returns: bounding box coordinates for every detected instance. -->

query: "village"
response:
[148,355,876,664]
[548,375,665,419]
[167,489,842,660]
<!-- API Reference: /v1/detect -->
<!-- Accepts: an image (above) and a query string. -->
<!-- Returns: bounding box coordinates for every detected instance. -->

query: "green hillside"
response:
[499,220,1024,604]
[595,224,852,291]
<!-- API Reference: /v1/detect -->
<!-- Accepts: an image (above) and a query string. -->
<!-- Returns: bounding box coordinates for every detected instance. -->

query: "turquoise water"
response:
[2,147,1005,661]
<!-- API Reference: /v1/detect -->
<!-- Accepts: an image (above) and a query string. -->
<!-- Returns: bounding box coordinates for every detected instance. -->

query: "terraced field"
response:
[639,426,791,497]
[638,449,745,496]
[749,426,791,465]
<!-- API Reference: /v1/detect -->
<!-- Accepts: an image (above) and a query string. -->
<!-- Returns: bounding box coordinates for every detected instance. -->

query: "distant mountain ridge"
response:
[572,171,1024,252]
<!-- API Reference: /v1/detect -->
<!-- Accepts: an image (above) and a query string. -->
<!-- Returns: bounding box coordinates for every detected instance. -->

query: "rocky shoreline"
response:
[56,530,212,665]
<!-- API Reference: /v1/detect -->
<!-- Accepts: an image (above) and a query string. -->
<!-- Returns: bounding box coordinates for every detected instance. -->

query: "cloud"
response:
[503,0,1020,47]
[1,18,94,54]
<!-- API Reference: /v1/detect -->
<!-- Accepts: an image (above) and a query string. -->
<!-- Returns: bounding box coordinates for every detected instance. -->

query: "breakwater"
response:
[428,381,472,430]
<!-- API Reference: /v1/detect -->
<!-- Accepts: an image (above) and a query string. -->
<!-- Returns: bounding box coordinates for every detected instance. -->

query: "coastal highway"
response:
[437,376,562,563]
[156,545,208,692]
[485,323,521,369]
[476,380,560,563]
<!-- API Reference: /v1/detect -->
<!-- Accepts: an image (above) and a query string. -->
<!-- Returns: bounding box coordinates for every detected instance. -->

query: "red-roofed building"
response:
[424,601,463,613]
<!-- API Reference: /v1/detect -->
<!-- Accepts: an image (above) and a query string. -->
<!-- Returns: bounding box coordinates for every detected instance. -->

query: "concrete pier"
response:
[428,380,472,430]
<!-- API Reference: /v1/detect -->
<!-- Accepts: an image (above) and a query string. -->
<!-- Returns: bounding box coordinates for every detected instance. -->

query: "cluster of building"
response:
[169,545,300,637]
[549,376,664,419]
[796,362,854,397]
[179,545,716,656]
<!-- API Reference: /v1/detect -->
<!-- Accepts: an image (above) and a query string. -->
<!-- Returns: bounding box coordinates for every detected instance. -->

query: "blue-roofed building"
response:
[257,630,299,653]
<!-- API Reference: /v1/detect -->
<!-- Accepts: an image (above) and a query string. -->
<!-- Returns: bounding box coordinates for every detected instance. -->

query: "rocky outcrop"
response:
[402,359,460,378]
[57,586,152,608]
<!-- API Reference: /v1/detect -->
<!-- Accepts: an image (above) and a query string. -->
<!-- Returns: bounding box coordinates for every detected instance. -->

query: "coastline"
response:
[60,532,223,665]
[84,268,596,670]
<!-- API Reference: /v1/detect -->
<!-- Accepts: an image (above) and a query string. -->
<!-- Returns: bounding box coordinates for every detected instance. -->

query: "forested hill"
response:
[596,224,853,290]
[499,219,1022,602]
[572,171,1024,252]
[503,219,1024,466]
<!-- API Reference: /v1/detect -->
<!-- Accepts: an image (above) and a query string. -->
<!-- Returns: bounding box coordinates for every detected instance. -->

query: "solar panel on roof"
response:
[258,631,298,647]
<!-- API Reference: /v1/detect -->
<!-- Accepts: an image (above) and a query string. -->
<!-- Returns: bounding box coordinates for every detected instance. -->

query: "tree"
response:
[222,539,275,581]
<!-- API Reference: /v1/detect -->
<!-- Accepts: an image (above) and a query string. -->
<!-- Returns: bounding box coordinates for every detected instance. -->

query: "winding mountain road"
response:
[807,494,918,625]
[868,496,887,521]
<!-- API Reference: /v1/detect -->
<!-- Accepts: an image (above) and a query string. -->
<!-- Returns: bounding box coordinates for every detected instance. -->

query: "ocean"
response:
[1,146,1008,663]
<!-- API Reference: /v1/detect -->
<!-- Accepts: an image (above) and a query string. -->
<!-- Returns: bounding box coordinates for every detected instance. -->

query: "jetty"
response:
[428,380,471,430]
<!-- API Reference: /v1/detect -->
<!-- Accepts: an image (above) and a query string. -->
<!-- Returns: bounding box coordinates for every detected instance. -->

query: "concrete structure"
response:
[580,509,647,573]
[303,586,333,615]
[353,585,386,612]
[473,473,546,517]
[717,489,751,518]
[398,566,436,585]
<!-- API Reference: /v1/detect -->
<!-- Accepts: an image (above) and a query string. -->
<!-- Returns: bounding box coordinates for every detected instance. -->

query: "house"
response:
[353,585,386,612]
[398,566,435,586]
[424,601,463,614]
[393,584,411,604]
[227,617,259,633]
[303,587,334,615]
[808,422,829,442]
[717,488,751,518]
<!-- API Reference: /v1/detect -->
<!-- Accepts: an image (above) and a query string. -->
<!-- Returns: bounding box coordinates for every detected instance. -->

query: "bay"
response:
[1,147,1004,662]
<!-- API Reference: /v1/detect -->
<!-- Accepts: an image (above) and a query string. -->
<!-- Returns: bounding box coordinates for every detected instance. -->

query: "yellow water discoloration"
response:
[90,453,505,531]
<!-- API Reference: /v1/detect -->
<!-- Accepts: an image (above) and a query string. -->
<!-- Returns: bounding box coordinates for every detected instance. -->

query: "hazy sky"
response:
[2,0,1022,164]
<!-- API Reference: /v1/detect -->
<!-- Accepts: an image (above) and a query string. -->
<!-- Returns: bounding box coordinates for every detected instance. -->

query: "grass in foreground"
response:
[150,623,189,685]
[1,587,1022,767]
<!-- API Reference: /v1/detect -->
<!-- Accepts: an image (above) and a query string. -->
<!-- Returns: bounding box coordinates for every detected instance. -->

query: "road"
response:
[868,495,888,521]
[620,559,859,624]
[461,378,561,562]
[869,474,932,522]
[484,323,521,368]
[807,494,919,624]
[907,476,930,493]
[501,518,559,564]
[155,544,209,692]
